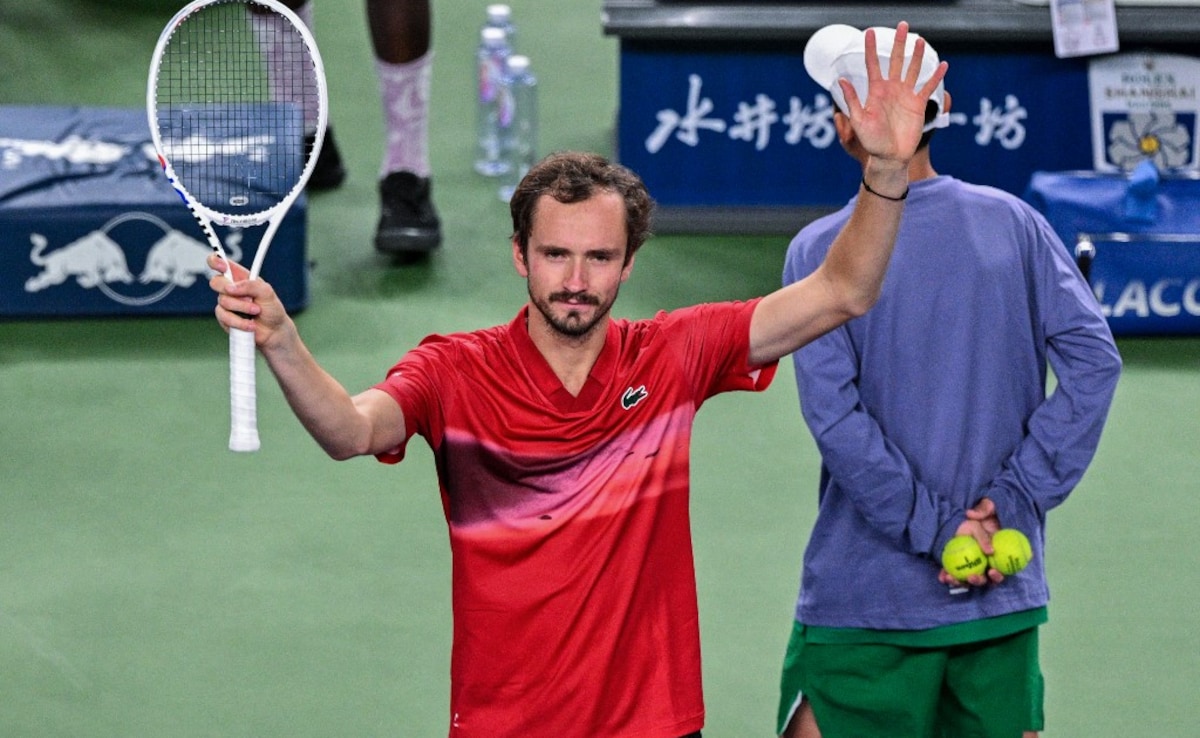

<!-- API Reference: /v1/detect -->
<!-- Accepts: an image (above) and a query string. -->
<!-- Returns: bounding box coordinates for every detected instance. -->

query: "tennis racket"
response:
[148,0,328,452]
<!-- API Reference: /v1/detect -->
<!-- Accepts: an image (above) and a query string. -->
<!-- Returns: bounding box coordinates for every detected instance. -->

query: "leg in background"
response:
[781,699,821,738]
[367,0,441,258]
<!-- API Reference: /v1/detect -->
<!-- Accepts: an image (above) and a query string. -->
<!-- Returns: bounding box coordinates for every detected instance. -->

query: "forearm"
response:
[985,331,1122,529]
[984,231,1123,529]
[792,326,959,557]
[260,321,379,459]
[749,161,909,365]
[808,395,957,556]
[822,158,908,313]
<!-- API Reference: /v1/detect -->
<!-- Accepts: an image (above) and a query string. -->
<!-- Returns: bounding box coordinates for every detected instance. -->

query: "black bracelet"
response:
[861,176,909,202]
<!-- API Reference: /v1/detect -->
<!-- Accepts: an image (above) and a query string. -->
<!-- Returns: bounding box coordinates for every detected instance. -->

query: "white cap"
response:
[803,24,949,132]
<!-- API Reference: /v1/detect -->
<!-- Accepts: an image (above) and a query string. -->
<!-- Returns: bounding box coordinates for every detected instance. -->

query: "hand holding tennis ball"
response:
[941,535,987,582]
[987,528,1033,576]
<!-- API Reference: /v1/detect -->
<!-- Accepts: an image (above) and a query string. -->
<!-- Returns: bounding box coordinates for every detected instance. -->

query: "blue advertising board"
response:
[1078,234,1200,336]
[1025,168,1200,336]
[616,41,1093,208]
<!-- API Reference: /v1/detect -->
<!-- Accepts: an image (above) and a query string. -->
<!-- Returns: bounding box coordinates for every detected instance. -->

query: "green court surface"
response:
[2,1,1197,736]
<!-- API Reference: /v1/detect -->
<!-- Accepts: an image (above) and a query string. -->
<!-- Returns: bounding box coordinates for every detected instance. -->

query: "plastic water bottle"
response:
[497,55,537,202]
[474,25,511,176]
[483,4,517,49]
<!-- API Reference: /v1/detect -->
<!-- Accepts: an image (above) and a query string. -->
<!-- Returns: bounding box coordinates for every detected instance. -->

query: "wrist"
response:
[260,317,298,356]
[864,156,909,175]
[861,176,908,202]
[862,159,910,201]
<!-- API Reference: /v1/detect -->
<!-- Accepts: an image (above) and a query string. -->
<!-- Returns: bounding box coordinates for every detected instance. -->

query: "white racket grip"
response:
[229,327,261,452]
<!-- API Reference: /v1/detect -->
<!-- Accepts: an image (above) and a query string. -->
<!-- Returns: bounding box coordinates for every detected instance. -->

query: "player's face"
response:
[514,192,634,340]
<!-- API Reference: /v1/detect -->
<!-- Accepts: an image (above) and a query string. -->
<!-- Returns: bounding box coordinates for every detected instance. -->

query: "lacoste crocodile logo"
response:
[621,385,648,410]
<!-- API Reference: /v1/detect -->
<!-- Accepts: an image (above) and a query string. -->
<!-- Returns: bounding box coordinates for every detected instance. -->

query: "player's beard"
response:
[530,286,617,339]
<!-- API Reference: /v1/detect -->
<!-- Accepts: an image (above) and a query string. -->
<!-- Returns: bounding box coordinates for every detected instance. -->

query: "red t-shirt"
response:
[373,301,775,738]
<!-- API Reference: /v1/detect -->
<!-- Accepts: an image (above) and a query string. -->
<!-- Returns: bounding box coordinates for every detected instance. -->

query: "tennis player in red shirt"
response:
[208,22,944,738]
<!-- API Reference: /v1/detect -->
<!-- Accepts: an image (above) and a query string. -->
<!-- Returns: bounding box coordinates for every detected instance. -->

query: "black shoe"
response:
[374,171,442,258]
[305,128,346,191]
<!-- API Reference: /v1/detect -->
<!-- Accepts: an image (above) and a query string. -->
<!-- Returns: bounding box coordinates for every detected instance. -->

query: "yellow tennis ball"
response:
[941,535,987,581]
[988,529,1034,576]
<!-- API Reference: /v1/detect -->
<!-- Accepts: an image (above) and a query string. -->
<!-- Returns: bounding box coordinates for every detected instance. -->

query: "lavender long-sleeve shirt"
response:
[783,175,1121,630]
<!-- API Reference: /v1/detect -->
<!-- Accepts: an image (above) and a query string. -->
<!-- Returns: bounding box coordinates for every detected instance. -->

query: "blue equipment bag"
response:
[0,105,309,318]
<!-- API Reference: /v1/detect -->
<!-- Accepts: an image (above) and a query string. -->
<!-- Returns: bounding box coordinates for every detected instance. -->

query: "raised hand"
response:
[839,22,948,166]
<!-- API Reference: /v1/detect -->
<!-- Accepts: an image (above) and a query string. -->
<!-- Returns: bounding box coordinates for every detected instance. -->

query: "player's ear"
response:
[621,252,635,283]
[512,237,529,277]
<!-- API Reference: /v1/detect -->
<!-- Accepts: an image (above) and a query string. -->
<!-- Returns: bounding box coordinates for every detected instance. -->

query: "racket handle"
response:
[229,327,261,453]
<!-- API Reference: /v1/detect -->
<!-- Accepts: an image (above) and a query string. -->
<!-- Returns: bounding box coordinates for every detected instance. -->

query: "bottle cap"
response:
[506,55,530,73]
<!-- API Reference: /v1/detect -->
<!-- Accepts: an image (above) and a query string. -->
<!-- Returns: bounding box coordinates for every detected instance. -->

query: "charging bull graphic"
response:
[24,212,243,307]
[25,231,133,292]
[142,229,237,288]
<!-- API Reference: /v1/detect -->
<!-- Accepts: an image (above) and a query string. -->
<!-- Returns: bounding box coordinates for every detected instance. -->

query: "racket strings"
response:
[250,9,321,134]
[153,0,319,217]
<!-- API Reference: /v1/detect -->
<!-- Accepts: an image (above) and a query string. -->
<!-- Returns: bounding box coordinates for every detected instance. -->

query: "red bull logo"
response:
[0,105,307,318]
[23,212,244,307]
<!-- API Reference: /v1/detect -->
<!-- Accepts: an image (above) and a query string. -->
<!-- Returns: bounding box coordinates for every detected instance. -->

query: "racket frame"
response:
[146,0,329,452]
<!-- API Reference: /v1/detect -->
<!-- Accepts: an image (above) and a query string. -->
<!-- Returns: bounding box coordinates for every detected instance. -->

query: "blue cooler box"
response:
[1025,167,1200,336]
[0,105,308,318]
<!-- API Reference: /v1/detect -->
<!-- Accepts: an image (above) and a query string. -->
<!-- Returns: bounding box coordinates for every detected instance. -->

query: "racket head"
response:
[147,0,329,229]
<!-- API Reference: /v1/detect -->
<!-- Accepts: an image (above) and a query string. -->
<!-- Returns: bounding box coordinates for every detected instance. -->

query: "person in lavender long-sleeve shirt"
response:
[776,24,1122,738]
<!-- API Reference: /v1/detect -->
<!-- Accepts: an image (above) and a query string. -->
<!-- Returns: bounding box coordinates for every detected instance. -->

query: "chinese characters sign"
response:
[646,74,1031,156]
[617,43,1094,208]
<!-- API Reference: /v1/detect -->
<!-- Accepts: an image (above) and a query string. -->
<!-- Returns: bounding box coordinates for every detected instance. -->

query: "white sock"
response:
[375,51,433,178]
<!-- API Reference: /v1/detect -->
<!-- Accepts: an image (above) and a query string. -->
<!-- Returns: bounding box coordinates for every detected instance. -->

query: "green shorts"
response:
[777,621,1045,737]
